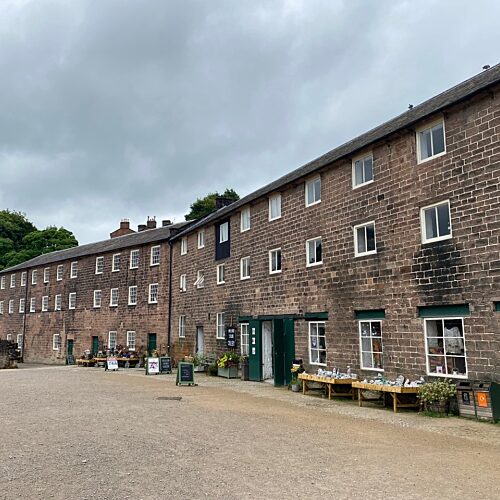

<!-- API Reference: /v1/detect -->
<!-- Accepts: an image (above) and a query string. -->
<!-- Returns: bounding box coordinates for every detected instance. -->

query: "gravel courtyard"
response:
[1,365,499,500]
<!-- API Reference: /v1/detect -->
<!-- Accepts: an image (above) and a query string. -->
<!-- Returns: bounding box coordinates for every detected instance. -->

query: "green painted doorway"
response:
[273,319,295,386]
[92,336,99,356]
[67,339,74,356]
[148,333,157,355]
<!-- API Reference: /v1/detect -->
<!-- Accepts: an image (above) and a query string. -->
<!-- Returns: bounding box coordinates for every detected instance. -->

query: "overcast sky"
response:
[1,0,499,244]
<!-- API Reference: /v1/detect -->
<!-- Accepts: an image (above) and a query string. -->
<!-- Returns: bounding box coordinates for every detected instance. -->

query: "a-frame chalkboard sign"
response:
[176,362,195,386]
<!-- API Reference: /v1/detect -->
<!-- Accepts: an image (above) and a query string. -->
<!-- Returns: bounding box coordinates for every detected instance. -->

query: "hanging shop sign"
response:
[226,326,237,349]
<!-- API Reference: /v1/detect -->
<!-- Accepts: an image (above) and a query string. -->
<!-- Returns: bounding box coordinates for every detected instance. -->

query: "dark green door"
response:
[283,319,295,385]
[67,339,74,356]
[148,333,157,355]
[273,320,285,386]
[248,320,262,381]
[92,336,99,356]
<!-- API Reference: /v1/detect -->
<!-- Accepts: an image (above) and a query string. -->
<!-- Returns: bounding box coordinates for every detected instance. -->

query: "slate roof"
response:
[0,221,190,274]
[173,63,500,239]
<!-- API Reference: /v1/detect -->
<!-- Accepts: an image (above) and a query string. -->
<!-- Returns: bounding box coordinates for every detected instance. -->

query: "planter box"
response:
[194,365,205,372]
[217,365,239,379]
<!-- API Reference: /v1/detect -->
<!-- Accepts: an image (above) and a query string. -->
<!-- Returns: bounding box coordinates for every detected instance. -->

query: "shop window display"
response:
[359,320,383,370]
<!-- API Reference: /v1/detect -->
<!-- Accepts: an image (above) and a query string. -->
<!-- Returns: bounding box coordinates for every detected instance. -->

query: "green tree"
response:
[0,211,78,270]
[184,188,240,221]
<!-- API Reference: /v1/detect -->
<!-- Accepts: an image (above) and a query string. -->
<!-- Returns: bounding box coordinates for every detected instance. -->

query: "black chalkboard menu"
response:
[176,362,195,386]
[226,326,237,349]
[160,356,172,374]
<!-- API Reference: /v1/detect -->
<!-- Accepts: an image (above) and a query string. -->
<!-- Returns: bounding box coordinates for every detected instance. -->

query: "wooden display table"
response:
[351,381,420,413]
[298,373,356,400]
[116,357,139,368]
[76,358,95,367]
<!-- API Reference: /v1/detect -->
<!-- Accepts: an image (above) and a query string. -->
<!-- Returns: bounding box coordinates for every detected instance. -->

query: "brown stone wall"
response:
[0,242,170,363]
[171,86,500,382]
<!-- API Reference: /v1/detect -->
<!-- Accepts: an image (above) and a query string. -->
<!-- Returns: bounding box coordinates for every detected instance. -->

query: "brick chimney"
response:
[215,196,234,210]
[110,219,136,238]
[162,220,172,227]
[146,217,157,229]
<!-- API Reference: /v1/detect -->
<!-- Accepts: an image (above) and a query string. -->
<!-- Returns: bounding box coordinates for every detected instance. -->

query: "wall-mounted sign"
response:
[226,326,237,349]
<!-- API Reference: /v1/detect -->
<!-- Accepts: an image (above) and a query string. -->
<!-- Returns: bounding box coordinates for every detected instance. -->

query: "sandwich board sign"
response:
[176,362,195,386]
[106,357,119,371]
[146,357,160,375]
[160,356,172,374]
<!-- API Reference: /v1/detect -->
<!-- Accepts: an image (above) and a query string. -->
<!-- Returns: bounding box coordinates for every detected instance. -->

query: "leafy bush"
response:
[418,379,456,403]
[216,352,240,368]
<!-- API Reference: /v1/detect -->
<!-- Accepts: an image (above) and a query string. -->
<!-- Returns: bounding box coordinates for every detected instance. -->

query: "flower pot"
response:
[291,383,301,392]
[425,400,449,414]
[217,365,239,379]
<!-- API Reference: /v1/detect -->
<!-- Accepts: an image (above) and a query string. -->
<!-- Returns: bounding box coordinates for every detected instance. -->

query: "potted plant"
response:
[289,362,303,392]
[418,379,457,414]
[192,354,206,372]
[217,352,240,378]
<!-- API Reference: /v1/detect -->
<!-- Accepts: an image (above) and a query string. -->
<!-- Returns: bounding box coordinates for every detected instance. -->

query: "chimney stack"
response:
[162,219,172,227]
[110,218,135,238]
[138,224,147,232]
[146,217,157,229]
[215,196,234,210]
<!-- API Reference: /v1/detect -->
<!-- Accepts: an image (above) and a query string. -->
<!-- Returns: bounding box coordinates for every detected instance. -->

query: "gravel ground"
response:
[0,365,499,500]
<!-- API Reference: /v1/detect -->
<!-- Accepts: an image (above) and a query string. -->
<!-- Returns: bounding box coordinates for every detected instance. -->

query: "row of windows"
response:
[178,199,452,289]
[0,246,161,291]
[179,120,446,253]
[305,316,466,378]
[0,284,159,314]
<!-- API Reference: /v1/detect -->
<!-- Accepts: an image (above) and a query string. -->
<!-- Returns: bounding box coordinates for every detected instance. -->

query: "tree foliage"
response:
[184,188,240,221]
[0,210,78,270]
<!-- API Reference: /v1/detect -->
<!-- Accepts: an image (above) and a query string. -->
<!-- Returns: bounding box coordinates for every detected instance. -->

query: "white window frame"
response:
[21,271,27,287]
[32,270,38,284]
[68,292,76,310]
[308,321,327,366]
[216,312,225,339]
[52,334,61,351]
[269,248,282,274]
[10,274,15,288]
[150,245,160,266]
[240,207,251,232]
[95,256,104,274]
[305,176,321,207]
[19,298,25,314]
[219,222,229,243]
[416,119,446,164]
[112,253,121,272]
[108,331,117,351]
[130,249,139,269]
[55,294,62,311]
[424,317,467,379]
[420,200,452,244]
[354,221,377,257]
[0,301,3,314]
[359,320,383,371]
[17,334,23,351]
[93,290,102,308]
[8,299,14,314]
[42,296,49,312]
[56,265,63,281]
[194,270,205,289]
[306,237,323,267]
[240,256,251,280]
[216,264,225,285]
[30,297,36,313]
[240,323,249,356]
[149,283,159,304]
[180,274,187,292]
[179,315,186,338]
[352,153,374,189]
[269,193,282,221]
[0,276,5,289]
[70,262,78,278]
[6,333,13,342]
[127,331,136,351]
[128,286,137,306]
[110,288,119,307]
[43,267,50,283]
[197,230,205,249]
[180,237,188,255]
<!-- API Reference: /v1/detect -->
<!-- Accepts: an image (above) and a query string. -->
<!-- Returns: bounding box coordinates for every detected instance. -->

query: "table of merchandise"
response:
[298,373,356,400]
[116,357,139,368]
[351,381,420,413]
